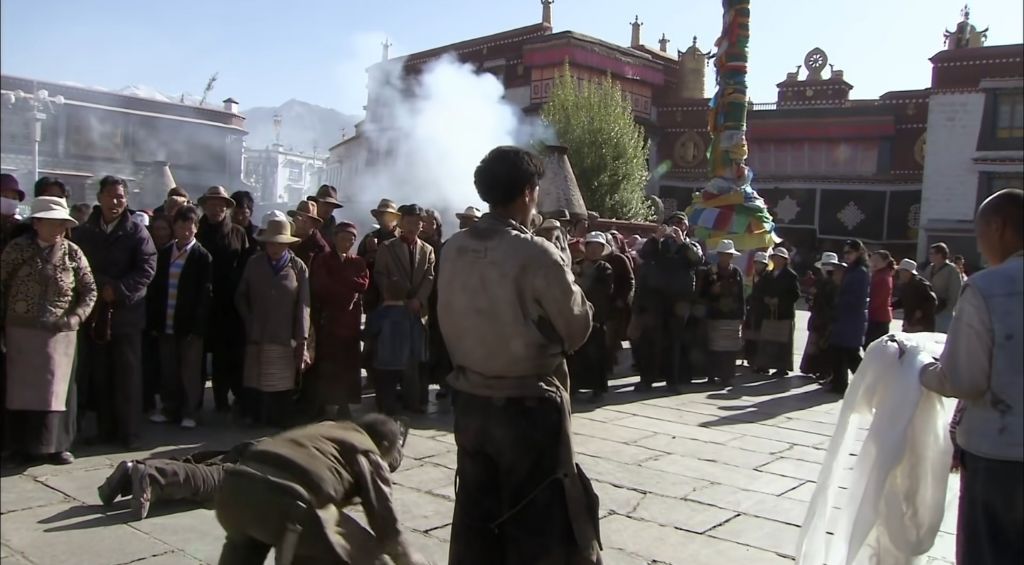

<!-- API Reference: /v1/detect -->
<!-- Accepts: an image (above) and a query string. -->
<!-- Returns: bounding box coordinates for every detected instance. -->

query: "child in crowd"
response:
[363,279,425,416]
[145,206,213,429]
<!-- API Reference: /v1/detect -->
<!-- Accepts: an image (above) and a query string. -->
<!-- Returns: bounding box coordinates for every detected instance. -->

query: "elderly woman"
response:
[756,247,801,377]
[308,222,369,420]
[743,251,771,371]
[2,197,97,465]
[704,240,745,385]
[235,217,310,428]
[568,232,615,400]
[801,253,843,381]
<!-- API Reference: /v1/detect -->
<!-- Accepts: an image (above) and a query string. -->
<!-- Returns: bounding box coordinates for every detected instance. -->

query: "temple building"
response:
[337,2,1021,268]
[0,75,247,208]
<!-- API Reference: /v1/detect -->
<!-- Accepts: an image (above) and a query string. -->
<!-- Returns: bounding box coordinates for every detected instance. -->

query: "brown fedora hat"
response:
[288,200,323,224]
[308,184,342,209]
[197,186,235,208]
[370,198,400,220]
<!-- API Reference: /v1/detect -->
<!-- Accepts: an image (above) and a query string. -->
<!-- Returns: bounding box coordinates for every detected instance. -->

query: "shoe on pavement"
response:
[97,461,133,506]
[149,413,169,424]
[772,369,789,377]
[130,463,152,521]
[180,418,197,429]
[50,451,75,465]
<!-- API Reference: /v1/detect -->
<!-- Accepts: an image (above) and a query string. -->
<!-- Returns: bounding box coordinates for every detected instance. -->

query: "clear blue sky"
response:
[2,0,1020,114]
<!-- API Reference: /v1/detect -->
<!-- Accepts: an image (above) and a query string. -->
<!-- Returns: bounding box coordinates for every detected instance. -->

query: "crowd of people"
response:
[0,154,1019,564]
[0,168,973,465]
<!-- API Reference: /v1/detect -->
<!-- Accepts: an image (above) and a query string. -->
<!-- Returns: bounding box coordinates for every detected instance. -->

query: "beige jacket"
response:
[235,252,311,346]
[922,260,962,315]
[438,213,593,397]
[374,237,435,319]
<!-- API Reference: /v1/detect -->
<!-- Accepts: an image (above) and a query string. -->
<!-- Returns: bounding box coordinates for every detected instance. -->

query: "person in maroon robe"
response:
[308,222,370,420]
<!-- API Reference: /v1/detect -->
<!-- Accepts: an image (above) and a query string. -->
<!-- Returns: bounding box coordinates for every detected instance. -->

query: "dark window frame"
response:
[978,89,1024,151]
[976,171,1024,211]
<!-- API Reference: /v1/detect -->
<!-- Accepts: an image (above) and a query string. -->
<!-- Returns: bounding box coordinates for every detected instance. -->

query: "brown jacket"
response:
[438,213,593,397]
[374,237,435,319]
[235,252,311,346]
[240,421,403,550]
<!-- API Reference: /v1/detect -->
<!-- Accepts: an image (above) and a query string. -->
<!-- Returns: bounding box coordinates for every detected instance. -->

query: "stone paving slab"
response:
[0,311,959,564]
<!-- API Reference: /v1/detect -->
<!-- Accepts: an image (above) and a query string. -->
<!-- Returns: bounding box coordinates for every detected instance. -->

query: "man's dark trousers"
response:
[81,332,143,446]
[449,391,580,564]
[957,450,1023,564]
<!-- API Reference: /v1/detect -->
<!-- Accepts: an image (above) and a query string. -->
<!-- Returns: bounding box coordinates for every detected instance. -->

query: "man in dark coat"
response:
[230,190,259,251]
[758,247,801,376]
[72,176,158,448]
[829,240,871,393]
[213,416,428,565]
[892,259,938,333]
[196,186,250,413]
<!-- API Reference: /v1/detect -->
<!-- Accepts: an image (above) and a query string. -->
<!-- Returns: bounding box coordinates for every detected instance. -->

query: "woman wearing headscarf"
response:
[604,231,634,375]
[569,232,615,400]
[307,222,369,420]
[420,209,452,400]
[743,252,771,372]
[756,247,801,377]
[800,253,843,381]
[2,197,97,465]
[865,249,896,348]
[234,217,310,428]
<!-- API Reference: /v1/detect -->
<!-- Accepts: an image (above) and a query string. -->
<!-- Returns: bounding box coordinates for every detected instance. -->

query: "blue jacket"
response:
[830,260,870,349]
[363,304,425,371]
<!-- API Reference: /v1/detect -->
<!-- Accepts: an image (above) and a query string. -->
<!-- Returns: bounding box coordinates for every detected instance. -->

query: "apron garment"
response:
[5,326,78,411]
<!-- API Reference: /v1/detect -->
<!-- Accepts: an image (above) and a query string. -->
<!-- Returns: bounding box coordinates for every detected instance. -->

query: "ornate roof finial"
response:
[630,15,643,48]
[961,3,970,21]
[541,0,554,26]
[658,33,670,53]
[381,38,392,62]
[692,35,698,47]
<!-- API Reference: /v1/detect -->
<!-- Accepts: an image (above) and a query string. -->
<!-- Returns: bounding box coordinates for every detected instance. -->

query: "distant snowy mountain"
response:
[242,99,361,154]
[112,84,211,107]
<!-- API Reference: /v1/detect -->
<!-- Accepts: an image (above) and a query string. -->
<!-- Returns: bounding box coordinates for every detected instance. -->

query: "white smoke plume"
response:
[337,53,552,235]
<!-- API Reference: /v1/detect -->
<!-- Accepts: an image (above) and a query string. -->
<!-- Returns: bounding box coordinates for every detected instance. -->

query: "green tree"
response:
[541,65,652,221]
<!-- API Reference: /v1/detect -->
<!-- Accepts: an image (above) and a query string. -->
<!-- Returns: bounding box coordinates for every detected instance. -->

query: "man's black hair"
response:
[473,146,545,208]
[98,175,126,194]
[230,190,254,211]
[929,242,950,259]
[357,414,404,471]
[173,205,201,226]
[843,239,865,253]
[398,204,424,217]
[34,176,68,198]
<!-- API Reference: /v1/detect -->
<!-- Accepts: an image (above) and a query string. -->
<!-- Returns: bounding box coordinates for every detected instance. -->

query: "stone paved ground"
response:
[1,311,959,564]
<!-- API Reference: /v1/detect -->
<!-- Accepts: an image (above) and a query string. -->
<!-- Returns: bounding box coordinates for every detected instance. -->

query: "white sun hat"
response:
[897,258,918,274]
[29,196,78,226]
[583,231,611,255]
[713,239,741,256]
[753,251,769,264]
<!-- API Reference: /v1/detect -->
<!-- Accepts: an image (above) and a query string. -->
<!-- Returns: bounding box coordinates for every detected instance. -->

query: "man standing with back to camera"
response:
[438,146,602,564]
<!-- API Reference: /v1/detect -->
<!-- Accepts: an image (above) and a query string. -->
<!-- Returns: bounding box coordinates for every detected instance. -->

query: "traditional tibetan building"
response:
[344,3,1020,268]
[0,75,247,208]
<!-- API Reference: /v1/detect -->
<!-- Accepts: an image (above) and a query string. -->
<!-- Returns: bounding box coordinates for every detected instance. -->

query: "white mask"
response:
[1,197,19,216]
